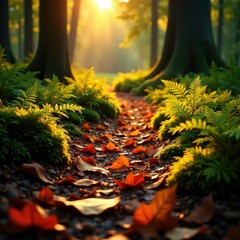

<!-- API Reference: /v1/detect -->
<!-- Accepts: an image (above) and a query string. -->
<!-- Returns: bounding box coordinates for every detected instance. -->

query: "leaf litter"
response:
[0,93,238,240]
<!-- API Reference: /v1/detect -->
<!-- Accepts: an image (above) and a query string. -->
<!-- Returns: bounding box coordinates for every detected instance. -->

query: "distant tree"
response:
[28,0,73,82]
[69,0,81,63]
[217,0,224,55]
[0,0,16,63]
[134,0,226,94]
[24,0,34,58]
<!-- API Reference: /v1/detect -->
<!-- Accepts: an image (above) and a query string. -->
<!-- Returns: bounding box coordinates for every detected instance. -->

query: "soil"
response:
[0,92,239,240]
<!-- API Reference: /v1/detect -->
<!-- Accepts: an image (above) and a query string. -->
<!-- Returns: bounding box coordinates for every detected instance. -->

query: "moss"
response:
[94,99,118,118]
[82,108,100,123]
[159,143,184,161]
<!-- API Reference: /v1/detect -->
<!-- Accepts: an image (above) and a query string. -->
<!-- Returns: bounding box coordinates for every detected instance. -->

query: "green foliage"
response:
[158,143,184,161]
[82,108,100,123]
[67,68,120,118]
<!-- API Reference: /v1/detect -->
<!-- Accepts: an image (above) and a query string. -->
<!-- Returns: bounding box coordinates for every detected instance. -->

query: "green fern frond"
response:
[224,126,240,140]
[162,79,187,99]
[171,118,207,135]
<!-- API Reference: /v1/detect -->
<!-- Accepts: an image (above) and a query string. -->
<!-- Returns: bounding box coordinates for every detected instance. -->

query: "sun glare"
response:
[95,0,112,10]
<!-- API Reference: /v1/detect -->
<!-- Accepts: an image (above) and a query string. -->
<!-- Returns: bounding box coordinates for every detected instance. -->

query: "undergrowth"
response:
[0,48,120,165]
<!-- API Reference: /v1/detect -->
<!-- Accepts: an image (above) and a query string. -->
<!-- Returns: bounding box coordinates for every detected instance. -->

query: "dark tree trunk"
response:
[217,0,224,56]
[136,0,225,94]
[18,18,23,60]
[150,0,159,67]
[235,1,240,64]
[28,0,73,82]
[0,0,16,63]
[69,0,81,63]
[24,0,34,57]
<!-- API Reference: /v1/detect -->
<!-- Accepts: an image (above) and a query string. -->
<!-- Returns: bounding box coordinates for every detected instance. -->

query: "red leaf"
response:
[38,187,54,202]
[80,143,96,154]
[145,145,157,157]
[9,202,58,230]
[82,156,97,166]
[124,138,137,147]
[114,172,144,189]
[57,175,76,184]
[83,122,90,131]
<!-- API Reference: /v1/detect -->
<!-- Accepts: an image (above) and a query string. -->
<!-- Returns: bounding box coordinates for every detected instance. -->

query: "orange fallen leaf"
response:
[132,146,146,155]
[8,202,61,231]
[108,155,130,171]
[183,195,214,224]
[96,124,106,130]
[128,129,140,137]
[83,122,90,131]
[148,157,159,165]
[101,141,120,152]
[80,143,96,154]
[114,172,144,189]
[17,163,52,184]
[130,185,178,238]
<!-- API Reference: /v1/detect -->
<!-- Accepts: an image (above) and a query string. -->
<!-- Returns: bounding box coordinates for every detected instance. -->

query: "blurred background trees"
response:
[3,0,240,74]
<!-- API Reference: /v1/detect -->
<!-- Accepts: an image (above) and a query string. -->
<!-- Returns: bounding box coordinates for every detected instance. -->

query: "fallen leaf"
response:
[128,129,140,137]
[101,141,120,152]
[104,233,129,240]
[83,122,90,131]
[144,172,170,190]
[131,160,146,170]
[117,216,133,229]
[114,172,144,189]
[130,185,178,238]
[145,145,157,157]
[72,179,99,187]
[165,226,205,240]
[76,156,110,175]
[80,143,96,154]
[108,155,130,171]
[148,157,159,165]
[57,175,76,184]
[124,138,137,147]
[8,202,62,231]
[96,124,106,130]
[17,163,52,184]
[38,186,54,202]
[132,146,146,155]
[183,195,214,224]
[82,156,97,166]
[60,196,121,215]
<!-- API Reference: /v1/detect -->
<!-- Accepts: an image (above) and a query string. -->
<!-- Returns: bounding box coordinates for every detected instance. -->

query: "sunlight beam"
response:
[95,0,112,10]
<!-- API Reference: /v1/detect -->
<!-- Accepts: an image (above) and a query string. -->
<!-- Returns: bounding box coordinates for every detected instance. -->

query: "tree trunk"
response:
[69,0,81,63]
[28,0,73,82]
[150,0,159,67]
[235,1,240,64]
[24,0,34,58]
[0,0,16,63]
[136,0,225,94]
[217,0,224,56]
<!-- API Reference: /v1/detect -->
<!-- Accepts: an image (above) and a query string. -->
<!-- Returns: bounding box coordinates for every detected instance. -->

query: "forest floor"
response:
[0,92,239,240]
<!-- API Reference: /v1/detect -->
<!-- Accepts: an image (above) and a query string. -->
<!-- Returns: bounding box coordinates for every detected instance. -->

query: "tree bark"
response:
[135,0,225,94]
[24,0,34,58]
[235,1,240,64]
[28,0,73,82]
[69,0,81,63]
[217,0,224,56]
[0,0,16,63]
[150,0,159,67]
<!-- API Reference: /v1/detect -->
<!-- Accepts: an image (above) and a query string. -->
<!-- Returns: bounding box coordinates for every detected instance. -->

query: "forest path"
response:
[0,92,238,240]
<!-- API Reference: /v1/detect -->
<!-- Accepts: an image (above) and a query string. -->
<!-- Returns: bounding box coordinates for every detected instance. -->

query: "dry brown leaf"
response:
[72,179,99,187]
[165,226,205,240]
[184,195,214,224]
[60,196,121,215]
[144,172,170,190]
[76,156,110,175]
[104,234,129,240]
[17,163,52,184]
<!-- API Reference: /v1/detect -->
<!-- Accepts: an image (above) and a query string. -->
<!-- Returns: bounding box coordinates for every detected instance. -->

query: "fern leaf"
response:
[162,80,187,99]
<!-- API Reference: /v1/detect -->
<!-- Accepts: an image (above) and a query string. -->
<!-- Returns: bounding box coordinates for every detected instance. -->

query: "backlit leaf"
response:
[108,155,130,171]
[132,146,146,155]
[80,143,96,154]
[9,202,60,231]
[76,156,110,175]
[17,163,52,184]
[130,185,178,237]
[114,172,144,189]
[101,141,120,152]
